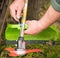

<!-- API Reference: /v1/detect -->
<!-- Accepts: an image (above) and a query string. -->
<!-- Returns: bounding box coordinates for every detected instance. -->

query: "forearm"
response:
[38,5,60,30]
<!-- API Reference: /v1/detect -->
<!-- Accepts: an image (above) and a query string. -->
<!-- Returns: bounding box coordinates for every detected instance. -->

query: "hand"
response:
[9,0,24,21]
[24,20,42,34]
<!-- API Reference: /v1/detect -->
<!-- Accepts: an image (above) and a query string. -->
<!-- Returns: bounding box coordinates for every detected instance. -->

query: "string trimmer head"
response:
[5,47,42,56]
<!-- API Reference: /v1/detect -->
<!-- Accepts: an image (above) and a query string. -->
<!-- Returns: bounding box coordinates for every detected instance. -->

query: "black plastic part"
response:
[6,40,50,44]
[18,37,24,41]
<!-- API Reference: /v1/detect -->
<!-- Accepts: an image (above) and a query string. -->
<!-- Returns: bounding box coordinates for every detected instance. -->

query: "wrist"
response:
[37,20,45,32]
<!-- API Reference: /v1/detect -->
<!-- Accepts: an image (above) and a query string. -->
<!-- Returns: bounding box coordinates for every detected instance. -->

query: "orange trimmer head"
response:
[5,47,42,56]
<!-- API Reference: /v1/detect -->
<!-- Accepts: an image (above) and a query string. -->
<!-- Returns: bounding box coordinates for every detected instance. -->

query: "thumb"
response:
[24,29,31,34]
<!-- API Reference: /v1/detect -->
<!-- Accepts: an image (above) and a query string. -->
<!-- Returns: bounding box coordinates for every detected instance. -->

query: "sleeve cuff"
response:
[51,0,60,12]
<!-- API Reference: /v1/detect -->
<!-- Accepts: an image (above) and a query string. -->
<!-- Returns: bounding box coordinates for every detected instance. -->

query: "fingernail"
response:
[17,16,20,19]
[14,17,19,22]
[15,18,19,22]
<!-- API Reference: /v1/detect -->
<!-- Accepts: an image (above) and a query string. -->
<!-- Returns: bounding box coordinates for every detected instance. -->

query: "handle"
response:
[20,0,28,37]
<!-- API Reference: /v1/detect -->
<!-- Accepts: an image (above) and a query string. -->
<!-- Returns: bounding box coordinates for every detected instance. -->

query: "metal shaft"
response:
[20,0,28,37]
[17,0,28,49]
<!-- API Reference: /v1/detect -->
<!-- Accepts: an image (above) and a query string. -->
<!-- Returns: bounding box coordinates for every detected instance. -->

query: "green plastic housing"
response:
[5,24,59,41]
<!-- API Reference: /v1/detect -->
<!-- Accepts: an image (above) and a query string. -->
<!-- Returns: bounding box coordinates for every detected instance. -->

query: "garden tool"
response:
[5,0,43,56]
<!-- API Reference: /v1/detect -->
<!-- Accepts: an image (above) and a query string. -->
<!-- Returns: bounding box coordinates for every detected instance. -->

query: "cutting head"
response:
[5,48,42,56]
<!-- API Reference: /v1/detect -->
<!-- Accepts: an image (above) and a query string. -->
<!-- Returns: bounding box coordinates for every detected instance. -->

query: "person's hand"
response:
[24,20,42,34]
[9,0,24,21]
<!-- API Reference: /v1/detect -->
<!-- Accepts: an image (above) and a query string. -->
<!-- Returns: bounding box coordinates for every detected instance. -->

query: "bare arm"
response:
[38,5,60,31]
[24,5,60,34]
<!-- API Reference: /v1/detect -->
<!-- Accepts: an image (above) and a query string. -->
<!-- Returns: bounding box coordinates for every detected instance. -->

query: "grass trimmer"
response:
[5,0,43,56]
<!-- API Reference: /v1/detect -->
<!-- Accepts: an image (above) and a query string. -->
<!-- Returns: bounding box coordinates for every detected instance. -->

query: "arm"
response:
[24,0,60,34]
[38,0,60,31]
[38,5,60,31]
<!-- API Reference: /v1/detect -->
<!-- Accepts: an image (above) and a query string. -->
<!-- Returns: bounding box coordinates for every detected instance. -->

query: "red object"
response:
[5,48,42,56]
[26,49,42,53]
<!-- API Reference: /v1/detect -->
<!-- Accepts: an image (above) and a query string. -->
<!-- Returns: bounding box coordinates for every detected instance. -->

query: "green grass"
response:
[1,44,60,58]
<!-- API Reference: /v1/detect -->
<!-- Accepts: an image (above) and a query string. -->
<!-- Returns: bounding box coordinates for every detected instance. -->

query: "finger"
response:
[17,6,23,19]
[16,0,24,19]
[24,27,33,34]
[26,20,31,26]
[10,7,19,22]
[24,29,31,34]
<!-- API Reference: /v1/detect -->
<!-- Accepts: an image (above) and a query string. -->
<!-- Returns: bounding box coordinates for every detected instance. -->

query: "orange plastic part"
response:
[5,48,42,56]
